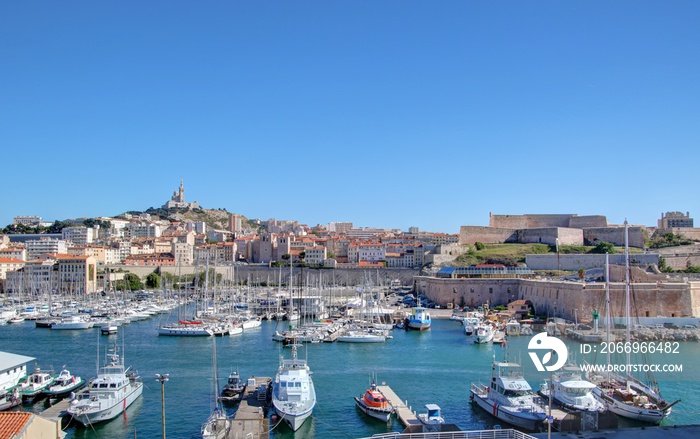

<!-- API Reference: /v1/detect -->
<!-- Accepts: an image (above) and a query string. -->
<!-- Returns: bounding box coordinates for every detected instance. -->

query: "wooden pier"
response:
[376,385,421,429]
[227,376,271,439]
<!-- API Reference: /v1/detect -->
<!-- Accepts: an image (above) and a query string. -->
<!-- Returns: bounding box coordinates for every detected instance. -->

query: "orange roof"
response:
[0,412,32,439]
[0,258,24,264]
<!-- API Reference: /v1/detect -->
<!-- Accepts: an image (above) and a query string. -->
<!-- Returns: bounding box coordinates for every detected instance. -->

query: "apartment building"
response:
[62,226,95,245]
[26,237,68,260]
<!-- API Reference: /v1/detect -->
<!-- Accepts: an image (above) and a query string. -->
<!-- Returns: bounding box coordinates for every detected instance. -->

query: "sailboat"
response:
[271,342,316,431]
[202,336,230,438]
[587,222,680,423]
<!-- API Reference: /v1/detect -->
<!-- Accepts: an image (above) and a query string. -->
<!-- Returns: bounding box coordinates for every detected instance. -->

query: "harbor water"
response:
[2,314,700,438]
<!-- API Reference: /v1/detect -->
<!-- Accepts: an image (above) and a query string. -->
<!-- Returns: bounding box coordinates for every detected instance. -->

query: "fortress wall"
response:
[525,214,574,229]
[569,215,608,228]
[416,276,700,320]
[583,226,646,248]
[489,214,528,229]
[525,254,660,271]
[459,226,517,245]
[656,227,700,241]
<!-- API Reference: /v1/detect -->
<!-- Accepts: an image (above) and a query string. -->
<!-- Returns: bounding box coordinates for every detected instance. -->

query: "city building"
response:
[658,211,694,228]
[25,237,68,260]
[62,226,95,245]
[12,216,43,226]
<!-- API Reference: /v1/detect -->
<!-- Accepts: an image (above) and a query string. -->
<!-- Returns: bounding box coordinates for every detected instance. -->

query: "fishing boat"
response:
[43,368,86,398]
[539,364,606,412]
[463,316,480,336]
[406,306,431,331]
[272,342,316,431]
[354,378,393,422]
[67,342,143,425]
[473,323,494,344]
[219,370,246,403]
[470,360,547,430]
[17,366,56,401]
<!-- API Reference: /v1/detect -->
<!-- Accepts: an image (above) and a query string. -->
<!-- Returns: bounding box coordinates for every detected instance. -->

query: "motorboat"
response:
[354,379,393,422]
[520,323,533,335]
[43,368,86,398]
[241,316,262,330]
[17,366,56,401]
[505,320,521,336]
[158,323,214,336]
[463,316,480,336]
[474,323,494,344]
[0,389,21,411]
[51,315,94,330]
[470,360,547,431]
[272,343,316,431]
[220,370,246,402]
[101,323,119,335]
[406,307,431,331]
[418,404,445,429]
[539,364,605,412]
[67,344,143,425]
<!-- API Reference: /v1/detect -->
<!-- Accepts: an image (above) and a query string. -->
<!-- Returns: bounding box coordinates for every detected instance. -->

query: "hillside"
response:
[135,206,258,232]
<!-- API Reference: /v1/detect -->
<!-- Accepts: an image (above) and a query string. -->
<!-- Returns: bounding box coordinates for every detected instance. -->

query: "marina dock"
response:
[375,385,422,429]
[227,376,271,439]
[40,398,71,424]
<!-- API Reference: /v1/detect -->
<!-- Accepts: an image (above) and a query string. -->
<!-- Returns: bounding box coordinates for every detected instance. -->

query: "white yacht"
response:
[67,344,143,425]
[505,319,521,336]
[272,344,316,431]
[158,323,214,336]
[539,364,606,412]
[463,316,480,336]
[470,360,547,430]
[51,315,94,330]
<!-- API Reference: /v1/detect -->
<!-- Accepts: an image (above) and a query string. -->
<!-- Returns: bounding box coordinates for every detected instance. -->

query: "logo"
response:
[528,332,568,372]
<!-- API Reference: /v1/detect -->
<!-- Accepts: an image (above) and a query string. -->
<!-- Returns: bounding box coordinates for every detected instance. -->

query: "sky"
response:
[1,1,698,233]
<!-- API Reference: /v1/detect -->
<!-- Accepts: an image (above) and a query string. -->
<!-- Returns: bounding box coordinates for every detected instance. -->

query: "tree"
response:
[475,242,485,251]
[146,272,161,289]
[591,241,615,254]
[121,273,143,291]
[578,268,586,281]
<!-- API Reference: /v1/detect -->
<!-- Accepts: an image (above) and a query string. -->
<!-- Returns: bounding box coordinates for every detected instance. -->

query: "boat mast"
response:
[605,252,611,367]
[624,220,631,388]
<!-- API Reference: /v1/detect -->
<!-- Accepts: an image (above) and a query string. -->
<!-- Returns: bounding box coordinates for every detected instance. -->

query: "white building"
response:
[62,226,95,245]
[126,222,162,239]
[12,216,42,227]
[303,246,327,266]
[26,237,68,260]
[0,351,35,392]
[327,222,353,234]
[173,241,194,266]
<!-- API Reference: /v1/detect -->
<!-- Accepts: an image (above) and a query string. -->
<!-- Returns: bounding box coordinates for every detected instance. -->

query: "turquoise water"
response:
[2,314,700,438]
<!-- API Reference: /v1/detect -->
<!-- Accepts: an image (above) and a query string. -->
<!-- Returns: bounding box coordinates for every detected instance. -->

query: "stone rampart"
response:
[524,214,574,229]
[525,254,660,271]
[517,228,583,246]
[489,214,528,229]
[656,227,700,241]
[459,226,517,245]
[583,226,646,248]
[569,215,608,228]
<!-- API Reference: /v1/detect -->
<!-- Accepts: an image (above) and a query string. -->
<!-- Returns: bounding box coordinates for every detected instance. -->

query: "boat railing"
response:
[360,428,539,439]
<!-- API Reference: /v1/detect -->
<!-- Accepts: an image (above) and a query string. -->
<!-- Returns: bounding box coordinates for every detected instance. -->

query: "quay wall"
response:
[108,265,419,287]
[415,276,700,321]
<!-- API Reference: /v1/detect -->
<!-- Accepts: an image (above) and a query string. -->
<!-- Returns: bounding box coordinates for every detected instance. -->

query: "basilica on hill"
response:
[163,179,199,210]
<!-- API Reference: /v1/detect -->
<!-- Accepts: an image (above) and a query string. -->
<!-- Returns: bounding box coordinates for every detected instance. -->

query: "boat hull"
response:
[354,396,392,422]
[69,382,143,426]
[273,402,313,431]
[470,390,544,431]
[593,388,667,423]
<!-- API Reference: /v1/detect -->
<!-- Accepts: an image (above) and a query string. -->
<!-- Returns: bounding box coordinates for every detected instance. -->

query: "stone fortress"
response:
[459,213,646,248]
[417,212,700,322]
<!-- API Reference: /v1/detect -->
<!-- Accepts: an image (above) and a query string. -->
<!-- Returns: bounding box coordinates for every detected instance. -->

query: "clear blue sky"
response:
[2,1,698,233]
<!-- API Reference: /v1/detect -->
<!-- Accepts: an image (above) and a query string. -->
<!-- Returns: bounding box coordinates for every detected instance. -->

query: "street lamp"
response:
[155,373,169,439]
